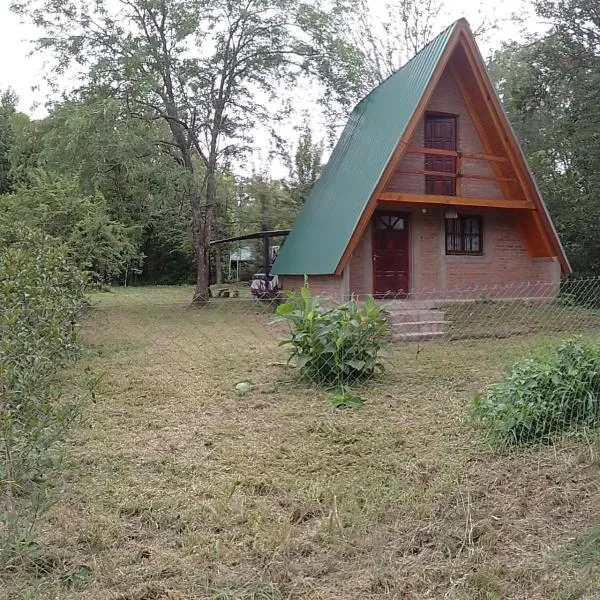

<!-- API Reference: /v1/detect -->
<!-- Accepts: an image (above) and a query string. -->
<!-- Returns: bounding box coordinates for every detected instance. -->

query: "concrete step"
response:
[378,299,440,310]
[385,309,445,323]
[391,320,448,334]
[384,306,448,342]
[391,331,446,342]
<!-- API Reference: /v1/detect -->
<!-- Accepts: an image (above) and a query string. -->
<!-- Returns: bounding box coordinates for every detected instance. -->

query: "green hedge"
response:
[0,226,88,560]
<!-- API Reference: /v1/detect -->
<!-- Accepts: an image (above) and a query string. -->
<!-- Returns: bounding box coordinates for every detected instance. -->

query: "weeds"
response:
[0,227,89,567]
[472,338,600,446]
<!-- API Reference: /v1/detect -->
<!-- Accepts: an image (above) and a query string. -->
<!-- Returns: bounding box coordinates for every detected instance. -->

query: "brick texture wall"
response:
[385,70,505,200]
[279,275,343,300]
[348,221,372,297]
[343,205,560,299]
[441,209,560,294]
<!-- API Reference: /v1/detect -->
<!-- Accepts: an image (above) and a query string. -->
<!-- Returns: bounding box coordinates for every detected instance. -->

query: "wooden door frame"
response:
[371,210,411,297]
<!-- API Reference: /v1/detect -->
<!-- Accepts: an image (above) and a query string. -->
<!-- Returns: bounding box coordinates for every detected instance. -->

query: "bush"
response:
[472,338,600,446]
[276,283,388,387]
[0,227,89,564]
[0,171,142,283]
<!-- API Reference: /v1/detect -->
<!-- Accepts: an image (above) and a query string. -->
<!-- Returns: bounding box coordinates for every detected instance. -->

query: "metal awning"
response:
[210,230,290,246]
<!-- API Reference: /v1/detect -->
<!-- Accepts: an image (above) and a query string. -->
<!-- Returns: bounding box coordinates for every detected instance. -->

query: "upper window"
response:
[445,216,483,255]
[425,113,457,197]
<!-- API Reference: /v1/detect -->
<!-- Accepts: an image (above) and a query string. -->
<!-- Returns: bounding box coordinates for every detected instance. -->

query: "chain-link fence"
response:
[68,278,600,599]
[88,277,600,449]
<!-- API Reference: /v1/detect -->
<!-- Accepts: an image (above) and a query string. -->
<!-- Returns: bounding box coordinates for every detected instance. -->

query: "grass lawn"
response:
[3,285,599,599]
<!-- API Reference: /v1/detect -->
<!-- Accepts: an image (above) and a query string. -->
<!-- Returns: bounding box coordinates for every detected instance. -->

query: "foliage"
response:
[290,124,322,206]
[0,89,18,195]
[276,283,388,387]
[0,171,142,283]
[0,226,89,564]
[6,94,197,285]
[489,0,600,274]
[11,0,331,303]
[472,338,600,447]
[328,392,364,409]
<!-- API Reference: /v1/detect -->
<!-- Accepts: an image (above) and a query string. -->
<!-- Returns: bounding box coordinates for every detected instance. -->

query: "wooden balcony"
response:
[380,145,532,209]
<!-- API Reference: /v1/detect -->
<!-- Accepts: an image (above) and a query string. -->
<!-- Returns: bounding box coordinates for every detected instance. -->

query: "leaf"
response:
[276,302,294,316]
[346,359,366,370]
[296,355,311,369]
[235,381,253,395]
[329,393,364,410]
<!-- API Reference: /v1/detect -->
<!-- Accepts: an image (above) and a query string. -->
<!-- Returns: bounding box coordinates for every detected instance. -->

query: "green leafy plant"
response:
[276,281,388,387]
[0,226,89,567]
[0,171,143,284]
[472,338,600,447]
[329,393,364,409]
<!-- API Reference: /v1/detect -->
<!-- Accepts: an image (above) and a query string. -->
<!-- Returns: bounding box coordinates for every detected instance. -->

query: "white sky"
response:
[0,0,544,178]
[0,0,542,116]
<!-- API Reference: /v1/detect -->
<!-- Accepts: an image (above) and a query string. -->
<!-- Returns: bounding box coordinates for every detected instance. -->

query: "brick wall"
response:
[342,205,560,298]
[385,70,505,200]
[279,275,344,300]
[413,206,560,297]
[348,221,372,297]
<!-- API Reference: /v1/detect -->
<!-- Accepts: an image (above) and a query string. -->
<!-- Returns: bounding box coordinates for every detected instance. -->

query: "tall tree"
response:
[489,2,600,273]
[12,0,315,303]
[7,94,195,284]
[0,90,18,195]
[291,124,322,205]
[535,0,600,54]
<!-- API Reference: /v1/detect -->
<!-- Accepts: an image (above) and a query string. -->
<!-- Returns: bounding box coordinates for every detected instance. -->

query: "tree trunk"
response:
[193,238,211,305]
[191,207,212,305]
[190,166,215,306]
[215,244,222,285]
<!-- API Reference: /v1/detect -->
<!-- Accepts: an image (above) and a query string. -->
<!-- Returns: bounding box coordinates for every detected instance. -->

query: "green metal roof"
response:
[273,21,458,275]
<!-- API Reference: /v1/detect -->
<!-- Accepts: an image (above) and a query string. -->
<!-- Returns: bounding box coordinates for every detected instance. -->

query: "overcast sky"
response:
[0,0,542,117]
[0,0,544,177]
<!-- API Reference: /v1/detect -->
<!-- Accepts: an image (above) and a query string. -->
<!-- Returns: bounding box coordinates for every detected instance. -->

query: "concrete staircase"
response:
[381,301,448,342]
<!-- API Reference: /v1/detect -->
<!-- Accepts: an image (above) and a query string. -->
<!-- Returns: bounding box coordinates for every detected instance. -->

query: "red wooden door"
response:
[372,212,409,298]
[424,114,457,195]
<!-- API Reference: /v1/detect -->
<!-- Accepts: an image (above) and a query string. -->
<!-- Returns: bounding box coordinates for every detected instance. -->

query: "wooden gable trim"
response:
[454,30,571,273]
[333,25,464,277]
[445,63,516,202]
[447,53,555,262]
[406,145,509,163]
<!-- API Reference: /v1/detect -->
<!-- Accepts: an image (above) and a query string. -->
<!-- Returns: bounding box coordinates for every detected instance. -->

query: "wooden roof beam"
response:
[378,192,534,210]
[406,145,509,163]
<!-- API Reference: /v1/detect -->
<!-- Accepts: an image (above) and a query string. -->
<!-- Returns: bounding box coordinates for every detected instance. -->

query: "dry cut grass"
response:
[2,285,599,599]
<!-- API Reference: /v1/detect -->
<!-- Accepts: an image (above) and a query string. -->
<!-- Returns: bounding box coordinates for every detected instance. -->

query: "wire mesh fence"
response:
[72,277,600,598]
[89,276,600,447]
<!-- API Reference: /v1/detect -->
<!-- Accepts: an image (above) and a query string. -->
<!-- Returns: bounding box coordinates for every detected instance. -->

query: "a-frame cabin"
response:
[273,19,570,299]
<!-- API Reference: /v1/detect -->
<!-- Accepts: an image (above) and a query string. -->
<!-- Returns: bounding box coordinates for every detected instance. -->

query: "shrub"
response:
[0,171,143,283]
[0,226,89,564]
[472,338,600,446]
[276,283,388,387]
